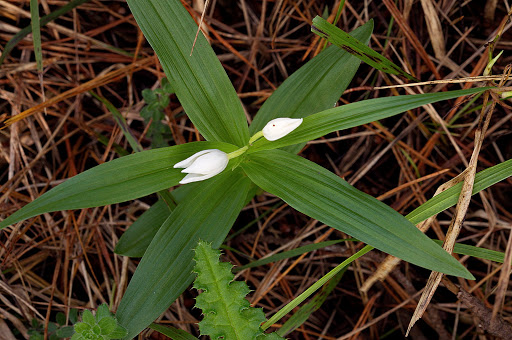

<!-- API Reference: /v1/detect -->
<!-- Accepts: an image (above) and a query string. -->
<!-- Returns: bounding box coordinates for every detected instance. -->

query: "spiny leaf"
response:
[193,241,283,339]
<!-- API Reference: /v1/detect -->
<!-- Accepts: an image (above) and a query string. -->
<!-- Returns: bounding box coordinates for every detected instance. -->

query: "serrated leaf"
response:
[248,87,489,153]
[98,318,117,335]
[95,304,112,322]
[311,16,417,81]
[81,311,95,327]
[56,326,75,338]
[116,170,252,339]
[241,150,473,279]
[193,241,270,339]
[249,21,373,154]
[126,0,249,146]
[107,326,128,339]
[0,142,238,229]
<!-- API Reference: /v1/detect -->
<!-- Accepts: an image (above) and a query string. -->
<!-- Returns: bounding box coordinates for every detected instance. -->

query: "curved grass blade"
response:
[0,142,238,229]
[311,16,417,81]
[149,324,198,340]
[241,150,473,279]
[276,266,347,337]
[262,245,373,330]
[116,170,252,339]
[0,0,90,66]
[249,20,373,145]
[126,0,249,146]
[248,87,489,153]
[406,158,512,224]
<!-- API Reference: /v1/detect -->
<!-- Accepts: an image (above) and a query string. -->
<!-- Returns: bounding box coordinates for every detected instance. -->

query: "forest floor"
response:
[1,0,512,339]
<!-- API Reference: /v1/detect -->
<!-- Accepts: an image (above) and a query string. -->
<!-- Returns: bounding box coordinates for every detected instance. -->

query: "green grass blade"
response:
[311,16,417,81]
[435,241,509,264]
[277,266,347,337]
[406,158,512,224]
[242,150,473,279]
[0,0,90,66]
[233,240,352,272]
[90,92,143,153]
[127,0,249,146]
[262,245,373,330]
[116,170,252,339]
[248,87,489,153]
[30,0,42,72]
[249,20,374,154]
[0,142,238,229]
[149,324,198,340]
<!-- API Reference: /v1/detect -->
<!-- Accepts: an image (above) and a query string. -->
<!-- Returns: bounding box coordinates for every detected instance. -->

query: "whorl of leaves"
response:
[193,241,283,339]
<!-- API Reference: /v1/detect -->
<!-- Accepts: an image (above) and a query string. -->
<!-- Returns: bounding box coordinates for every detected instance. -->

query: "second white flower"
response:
[173,149,228,184]
[262,117,303,141]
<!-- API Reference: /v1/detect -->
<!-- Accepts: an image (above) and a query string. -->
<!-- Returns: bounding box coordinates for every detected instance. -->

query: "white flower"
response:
[262,118,303,141]
[173,149,228,184]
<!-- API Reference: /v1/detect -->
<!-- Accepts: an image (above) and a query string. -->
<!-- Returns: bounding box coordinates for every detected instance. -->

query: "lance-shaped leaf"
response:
[0,142,238,229]
[127,0,249,146]
[241,150,473,279]
[116,170,252,339]
[250,21,373,154]
[248,87,489,153]
[311,16,417,81]
[406,158,512,225]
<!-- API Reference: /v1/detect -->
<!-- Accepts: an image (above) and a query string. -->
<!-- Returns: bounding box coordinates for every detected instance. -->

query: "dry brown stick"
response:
[381,0,441,79]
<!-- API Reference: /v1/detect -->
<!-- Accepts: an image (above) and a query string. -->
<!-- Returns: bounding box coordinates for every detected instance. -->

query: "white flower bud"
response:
[173,149,228,184]
[262,117,303,141]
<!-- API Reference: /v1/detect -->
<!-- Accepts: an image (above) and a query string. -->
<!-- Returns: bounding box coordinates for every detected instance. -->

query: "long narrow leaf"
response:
[116,170,252,339]
[127,0,249,146]
[406,158,512,224]
[249,20,373,153]
[0,142,238,229]
[248,87,489,153]
[0,0,90,66]
[311,16,417,81]
[241,150,473,279]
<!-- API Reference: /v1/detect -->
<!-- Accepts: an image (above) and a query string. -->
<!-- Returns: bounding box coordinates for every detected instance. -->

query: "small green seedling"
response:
[72,304,127,340]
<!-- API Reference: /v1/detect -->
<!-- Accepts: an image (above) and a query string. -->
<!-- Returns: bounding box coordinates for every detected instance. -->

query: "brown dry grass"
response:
[1,0,512,339]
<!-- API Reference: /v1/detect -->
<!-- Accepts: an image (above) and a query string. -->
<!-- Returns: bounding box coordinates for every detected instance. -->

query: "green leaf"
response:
[114,200,171,257]
[115,180,259,258]
[436,241,510,264]
[126,0,249,146]
[277,265,346,337]
[233,240,350,272]
[95,304,112,322]
[0,0,90,66]
[56,312,66,326]
[249,21,373,153]
[149,324,198,340]
[108,326,128,339]
[81,311,95,327]
[98,318,117,335]
[248,87,489,153]
[30,0,42,72]
[406,158,512,224]
[193,241,270,339]
[0,142,237,229]
[69,309,79,324]
[262,245,373,330]
[241,150,473,279]
[56,326,75,338]
[116,170,252,339]
[311,16,417,81]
